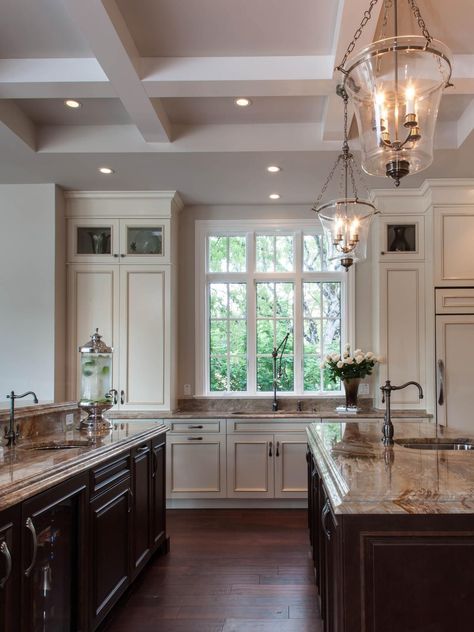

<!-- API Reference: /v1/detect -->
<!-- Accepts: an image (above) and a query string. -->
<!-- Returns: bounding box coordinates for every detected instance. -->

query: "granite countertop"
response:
[307,420,474,515]
[0,420,167,511]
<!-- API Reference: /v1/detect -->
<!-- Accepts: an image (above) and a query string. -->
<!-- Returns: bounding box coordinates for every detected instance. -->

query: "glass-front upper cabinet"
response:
[68,218,170,263]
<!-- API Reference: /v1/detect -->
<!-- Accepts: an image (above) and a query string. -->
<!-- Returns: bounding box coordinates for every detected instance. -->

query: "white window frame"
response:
[195,219,355,397]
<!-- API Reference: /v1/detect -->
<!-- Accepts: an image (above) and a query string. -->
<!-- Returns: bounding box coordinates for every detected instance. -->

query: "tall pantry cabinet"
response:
[65,191,182,411]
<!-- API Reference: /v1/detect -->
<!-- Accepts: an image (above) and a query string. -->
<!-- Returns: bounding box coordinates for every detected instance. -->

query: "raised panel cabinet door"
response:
[378,263,425,408]
[436,315,474,432]
[90,478,131,629]
[152,438,166,548]
[167,435,226,498]
[67,264,120,401]
[21,475,88,632]
[131,442,152,578]
[434,207,474,285]
[274,433,308,499]
[0,506,20,632]
[119,265,170,410]
[226,434,274,498]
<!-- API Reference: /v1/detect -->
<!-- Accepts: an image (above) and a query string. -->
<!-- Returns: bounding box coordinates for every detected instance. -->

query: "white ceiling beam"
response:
[0,101,36,150]
[64,0,171,142]
[141,56,335,97]
[37,123,341,154]
[456,98,474,147]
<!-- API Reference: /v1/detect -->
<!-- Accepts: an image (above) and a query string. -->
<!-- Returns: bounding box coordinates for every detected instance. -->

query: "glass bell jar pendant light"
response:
[313,87,378,271]
[337,0,452,186]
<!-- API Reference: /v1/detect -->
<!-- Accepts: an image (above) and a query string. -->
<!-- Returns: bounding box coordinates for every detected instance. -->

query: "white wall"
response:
[177,204,374,398]
[0,184,65,403]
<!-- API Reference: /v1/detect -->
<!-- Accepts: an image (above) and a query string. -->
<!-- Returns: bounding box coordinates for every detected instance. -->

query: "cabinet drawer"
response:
[168,420,222,433]
[90,453,131,496]
[227,419,310,433]
[436,288,474,314]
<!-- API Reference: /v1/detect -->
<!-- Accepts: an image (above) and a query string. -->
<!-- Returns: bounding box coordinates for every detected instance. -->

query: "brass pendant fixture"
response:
[313,87,378,271]
[337,0,452,187]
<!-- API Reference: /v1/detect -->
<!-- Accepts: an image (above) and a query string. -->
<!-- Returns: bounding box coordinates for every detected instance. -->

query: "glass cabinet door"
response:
[68,219,119,263]
[120,219,170,263]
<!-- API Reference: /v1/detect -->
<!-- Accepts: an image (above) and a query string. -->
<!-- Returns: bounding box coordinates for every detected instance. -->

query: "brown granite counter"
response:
[109,409,431,420]
[307,420,474,515]
[0,419,167,511]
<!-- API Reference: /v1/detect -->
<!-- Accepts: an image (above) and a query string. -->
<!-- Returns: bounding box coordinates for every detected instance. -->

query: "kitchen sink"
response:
[395,438,474,450]
[18,440,93,451]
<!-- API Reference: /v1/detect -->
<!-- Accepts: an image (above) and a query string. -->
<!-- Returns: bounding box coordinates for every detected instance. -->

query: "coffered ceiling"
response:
[1,0,474,204]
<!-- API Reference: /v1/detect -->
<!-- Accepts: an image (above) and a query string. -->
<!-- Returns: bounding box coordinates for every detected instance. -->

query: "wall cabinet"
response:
[67,264,171,410]
[434,206,474,285]
[66,191,181,413]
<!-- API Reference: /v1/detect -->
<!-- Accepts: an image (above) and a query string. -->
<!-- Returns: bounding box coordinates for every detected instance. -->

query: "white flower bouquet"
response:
[321,344,381,383]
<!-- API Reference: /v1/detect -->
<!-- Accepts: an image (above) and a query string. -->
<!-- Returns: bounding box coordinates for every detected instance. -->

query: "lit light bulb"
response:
[405,85,416,115]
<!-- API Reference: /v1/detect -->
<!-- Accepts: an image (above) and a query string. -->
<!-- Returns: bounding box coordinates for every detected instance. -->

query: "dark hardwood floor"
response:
[104,509,322,632]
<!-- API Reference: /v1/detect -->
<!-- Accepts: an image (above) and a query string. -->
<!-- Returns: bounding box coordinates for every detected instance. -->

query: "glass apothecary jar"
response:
[78,329,116,429]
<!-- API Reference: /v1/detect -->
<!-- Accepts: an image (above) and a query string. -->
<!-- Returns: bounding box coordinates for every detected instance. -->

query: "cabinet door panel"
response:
[436,315,474,432]
[67,265,120,401]
[167,435,226,498]
[152,439,166,547]
[0,506,20,632]
[435,208,474,284]
[21,476,87,632]
[227,434,274,498]
[132,443,152,577]
[274,433,308,498]
[90,479,131,627]
[119,266,169,410]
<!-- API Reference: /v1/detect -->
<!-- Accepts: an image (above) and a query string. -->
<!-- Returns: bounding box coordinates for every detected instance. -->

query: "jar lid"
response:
[79,329,113,353]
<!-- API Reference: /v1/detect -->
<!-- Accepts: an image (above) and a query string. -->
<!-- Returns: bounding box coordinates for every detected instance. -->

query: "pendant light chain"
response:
[337,0,435,72]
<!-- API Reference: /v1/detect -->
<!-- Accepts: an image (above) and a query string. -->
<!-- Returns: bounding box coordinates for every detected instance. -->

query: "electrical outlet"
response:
[359,383,370,395]
[183,384,192,396]
[65,413,75,427]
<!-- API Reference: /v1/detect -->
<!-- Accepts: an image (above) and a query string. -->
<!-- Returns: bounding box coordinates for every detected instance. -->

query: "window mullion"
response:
[294,231,303,395]
[247,232,256,395]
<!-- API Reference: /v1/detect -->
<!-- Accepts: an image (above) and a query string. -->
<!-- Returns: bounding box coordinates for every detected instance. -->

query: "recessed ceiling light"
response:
[269,193,281,200]
[99,167,114,175]
[235,97,251,107]
[64,99,82,109]
[267,165,281,173]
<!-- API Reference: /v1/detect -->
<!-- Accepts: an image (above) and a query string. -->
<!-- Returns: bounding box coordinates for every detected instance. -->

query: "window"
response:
[196,221,352,396]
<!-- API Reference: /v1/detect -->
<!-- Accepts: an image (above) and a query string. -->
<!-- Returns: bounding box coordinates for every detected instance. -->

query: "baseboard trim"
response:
[166,498,307,509]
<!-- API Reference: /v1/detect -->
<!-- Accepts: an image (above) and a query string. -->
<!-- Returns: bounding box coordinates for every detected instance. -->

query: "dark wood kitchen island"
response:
[307,420,474,632]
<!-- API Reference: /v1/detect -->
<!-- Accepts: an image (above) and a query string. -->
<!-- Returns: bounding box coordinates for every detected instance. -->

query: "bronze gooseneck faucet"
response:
[380,380,423,446]
[5,390,38,447]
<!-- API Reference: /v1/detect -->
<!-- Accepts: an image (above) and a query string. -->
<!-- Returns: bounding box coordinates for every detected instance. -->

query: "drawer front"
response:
[168,420,222,433]
[227,419,311,433]
[90,453,131,496]
[436,288,474,314]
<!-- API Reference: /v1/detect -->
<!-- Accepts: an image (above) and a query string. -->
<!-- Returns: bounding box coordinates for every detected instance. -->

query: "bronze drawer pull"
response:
[188,425,204,429]
[321,500,331,541]
[187,437,203,441]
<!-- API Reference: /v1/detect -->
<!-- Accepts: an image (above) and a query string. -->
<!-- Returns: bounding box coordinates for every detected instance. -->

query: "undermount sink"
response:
[18,440,93,451]
[395,438,474,451]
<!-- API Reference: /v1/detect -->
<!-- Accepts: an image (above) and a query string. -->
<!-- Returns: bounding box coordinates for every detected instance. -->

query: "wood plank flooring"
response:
[104,509,322,632]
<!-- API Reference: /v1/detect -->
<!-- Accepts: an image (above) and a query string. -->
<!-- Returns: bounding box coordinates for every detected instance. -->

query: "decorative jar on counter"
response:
[78,329,116,429]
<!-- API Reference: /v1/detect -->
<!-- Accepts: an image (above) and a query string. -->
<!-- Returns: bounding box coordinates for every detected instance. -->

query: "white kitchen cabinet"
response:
[67,264,172,410]
[436,313,474,432]
[227,433,275,498]
[434,206,474,286]
[226,419,308,499]
[374,262,426,409]
[165,420,226,498]
[68,218,170,264]
[378,214,425,262]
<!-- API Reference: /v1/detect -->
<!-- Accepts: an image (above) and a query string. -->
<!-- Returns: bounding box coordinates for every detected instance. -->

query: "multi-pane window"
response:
[202,224,349,395]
